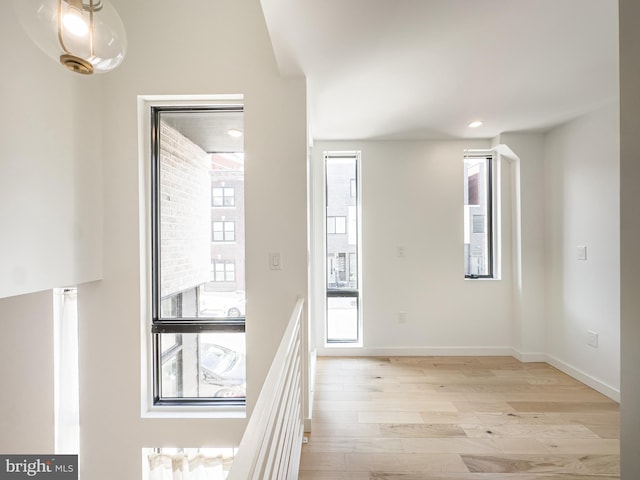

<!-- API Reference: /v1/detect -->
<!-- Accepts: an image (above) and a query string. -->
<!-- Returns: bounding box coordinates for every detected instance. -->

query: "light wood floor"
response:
[300,356,619,479]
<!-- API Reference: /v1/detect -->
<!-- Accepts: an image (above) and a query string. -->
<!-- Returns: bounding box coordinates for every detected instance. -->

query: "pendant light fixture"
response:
[13,0,127,75]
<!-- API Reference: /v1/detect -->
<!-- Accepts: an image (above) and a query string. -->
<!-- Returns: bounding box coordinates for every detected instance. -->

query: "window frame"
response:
[324,151,362,345]
[212,186,235,207]
[150,104,245,408]
[463,152,495,279]
[212,260,236,282]
[212,220,236,242]
[327,216,347,235]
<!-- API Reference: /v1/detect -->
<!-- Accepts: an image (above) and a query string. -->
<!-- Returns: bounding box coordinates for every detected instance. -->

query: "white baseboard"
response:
[545,353,620,402]
[511,349,547,363]
[316,346,515,357]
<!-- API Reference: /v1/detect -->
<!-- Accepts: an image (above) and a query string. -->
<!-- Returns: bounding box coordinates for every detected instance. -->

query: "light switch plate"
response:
[269,252,282,270]
[577,245,587,261]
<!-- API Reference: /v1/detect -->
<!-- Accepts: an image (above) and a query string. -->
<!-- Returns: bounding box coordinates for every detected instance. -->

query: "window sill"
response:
[142,405,246,419]
[324,342,362,349]
[464,277,501,281]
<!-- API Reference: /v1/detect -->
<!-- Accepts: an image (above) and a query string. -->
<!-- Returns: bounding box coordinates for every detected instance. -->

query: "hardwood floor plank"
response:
[314,390,373,402]
[299,452,346,471]
[507,401,619,413]
[484,438,551,455]
[578,454,620,475]
[398,437,545,455]
[539,438,620,454]
[379,423,467,438]
[452,401,516,413]
[310,423,381,438]
[358,411,425,424]
[461,423,600,439]
[419,412,481,424]
[311,410,359,424]
[299,472,370,480]
[460,454,588,474]
[473,412,619,427]
[346,452,470,473]
[301,436,404,453]
[584,423,620,439]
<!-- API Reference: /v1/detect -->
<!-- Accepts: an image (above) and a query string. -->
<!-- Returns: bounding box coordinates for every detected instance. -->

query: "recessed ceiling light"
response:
[227,128,243,138]
[468,121,483,128]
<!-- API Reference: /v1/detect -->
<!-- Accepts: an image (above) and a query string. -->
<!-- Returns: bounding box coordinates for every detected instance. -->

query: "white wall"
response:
[619,0,640,475]
[0,290,55,453]
[493,133,548,360]
[76,0,308,479]
[0,6,103,300]
[543,103,620,399]
[312,140,518,355]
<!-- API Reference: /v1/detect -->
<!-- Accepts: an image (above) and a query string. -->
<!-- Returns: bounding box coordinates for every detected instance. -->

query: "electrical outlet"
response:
[587,330,599,348]
[398,311,407,324]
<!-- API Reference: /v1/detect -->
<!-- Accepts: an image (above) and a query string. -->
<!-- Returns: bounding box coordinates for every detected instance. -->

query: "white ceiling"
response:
[260,0,619,141]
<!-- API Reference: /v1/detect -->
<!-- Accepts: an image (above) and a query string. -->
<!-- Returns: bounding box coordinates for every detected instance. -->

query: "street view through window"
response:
[463,154,493,278]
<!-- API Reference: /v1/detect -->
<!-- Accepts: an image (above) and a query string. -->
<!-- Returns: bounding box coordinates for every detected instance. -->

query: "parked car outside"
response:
[200,291,246,318]
[199,342,246,398]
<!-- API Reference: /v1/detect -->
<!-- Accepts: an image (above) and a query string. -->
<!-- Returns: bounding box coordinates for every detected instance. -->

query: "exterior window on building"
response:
[472,214,485,234]
[464,153,493,278]
[151,105,246,406]
[212,261,236,282]
[327,216,347,234]
[212,221,235,242]
[212,186,235,207]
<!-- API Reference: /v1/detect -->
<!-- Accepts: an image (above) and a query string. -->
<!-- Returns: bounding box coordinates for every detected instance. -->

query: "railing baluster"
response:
[227,298,305,480]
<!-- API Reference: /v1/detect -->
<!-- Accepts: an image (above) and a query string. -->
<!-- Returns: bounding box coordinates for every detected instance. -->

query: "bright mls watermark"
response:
[0,456,77,479]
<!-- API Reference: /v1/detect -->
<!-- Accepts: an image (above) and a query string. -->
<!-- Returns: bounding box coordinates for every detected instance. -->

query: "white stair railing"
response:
[227,298,305,480]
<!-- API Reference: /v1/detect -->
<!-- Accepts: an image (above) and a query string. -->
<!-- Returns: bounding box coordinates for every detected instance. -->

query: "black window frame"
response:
[464,153,494,279]
[150,105,245,407]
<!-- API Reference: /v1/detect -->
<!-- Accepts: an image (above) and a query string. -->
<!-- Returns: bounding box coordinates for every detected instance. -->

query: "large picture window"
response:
[464,153,494,278]
[151,105,246,406]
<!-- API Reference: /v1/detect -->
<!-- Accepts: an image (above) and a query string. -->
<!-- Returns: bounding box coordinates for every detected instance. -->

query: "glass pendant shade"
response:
[13,0,127,74]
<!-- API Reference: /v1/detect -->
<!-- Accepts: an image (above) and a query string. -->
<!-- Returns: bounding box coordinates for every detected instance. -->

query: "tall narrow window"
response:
[53,288,79,454]
[464,153,493,278]
[325,152,361,344]
[151,106,246,405]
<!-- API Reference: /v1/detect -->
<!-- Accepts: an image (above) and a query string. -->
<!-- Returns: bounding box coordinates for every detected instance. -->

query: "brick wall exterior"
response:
[159,122,211,299]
